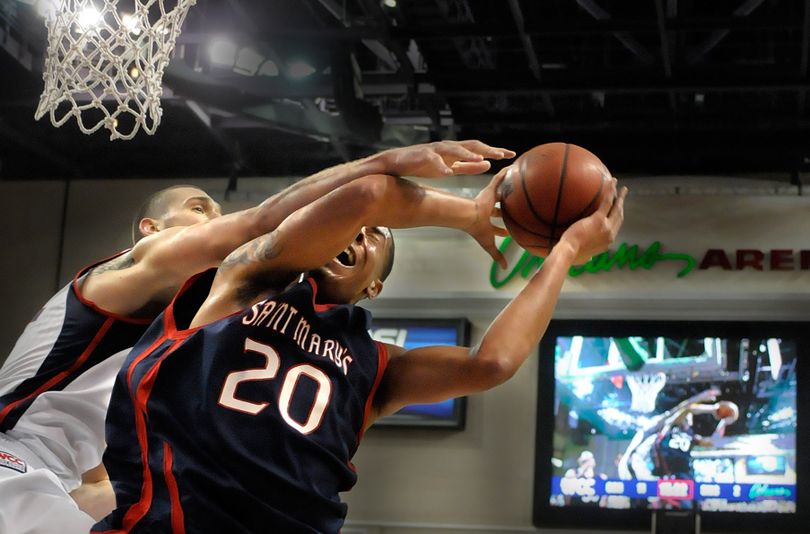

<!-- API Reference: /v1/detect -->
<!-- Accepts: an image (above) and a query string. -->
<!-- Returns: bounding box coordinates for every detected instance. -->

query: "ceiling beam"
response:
[184,99,248,173]
[507,0,541,80]
[685,0,766,65]
[507,0,555,117]
[356,0,415,88]
[654,0,676,113]
[174,16,802,45]
[433,76,810,97]
[0,24,35,71]
[311,0,399,71]
[575,0,654,64]
[166,61,810,99]
[448,113,810,131]
[799,0,810,113]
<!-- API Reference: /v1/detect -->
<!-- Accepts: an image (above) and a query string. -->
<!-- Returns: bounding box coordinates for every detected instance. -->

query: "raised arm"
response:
[370,180,627,424]
[140,140,515,276]
[83,141,513,315]
[196,174,505,318]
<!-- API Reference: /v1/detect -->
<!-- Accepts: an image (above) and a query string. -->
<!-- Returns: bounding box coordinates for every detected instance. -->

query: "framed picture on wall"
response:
[369,318,470,429]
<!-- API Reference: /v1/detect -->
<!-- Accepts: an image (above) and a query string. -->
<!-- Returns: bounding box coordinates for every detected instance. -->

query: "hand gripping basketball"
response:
[558,179,627,265]
[497,143,612,256]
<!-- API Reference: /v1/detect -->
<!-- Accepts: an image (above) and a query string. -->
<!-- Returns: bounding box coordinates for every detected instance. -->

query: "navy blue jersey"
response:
[96,270,388,534]
[653,425,695,478]
[0,252,151,487]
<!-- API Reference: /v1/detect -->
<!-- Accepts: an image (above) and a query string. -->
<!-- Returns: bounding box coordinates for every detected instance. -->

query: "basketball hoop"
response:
[626,372,667,413]
[34,0,196,140]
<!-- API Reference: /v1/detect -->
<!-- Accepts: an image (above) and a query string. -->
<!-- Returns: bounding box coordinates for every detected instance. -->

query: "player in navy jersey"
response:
[618,388,739,504]
[652,399,739,479]
[96,171,627,533]
[0,141,514,533]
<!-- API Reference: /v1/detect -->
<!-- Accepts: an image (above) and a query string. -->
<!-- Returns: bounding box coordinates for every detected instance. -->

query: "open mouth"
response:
[336,247,356,267]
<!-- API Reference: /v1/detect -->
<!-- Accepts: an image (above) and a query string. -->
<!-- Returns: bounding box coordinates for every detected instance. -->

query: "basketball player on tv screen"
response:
[93,169,626,533]
[619,388,740,509]
[0,140,514,533]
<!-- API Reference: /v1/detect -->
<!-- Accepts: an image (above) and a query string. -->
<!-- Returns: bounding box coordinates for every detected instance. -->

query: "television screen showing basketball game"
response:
[533,321,809,532]
[369,318,468,428]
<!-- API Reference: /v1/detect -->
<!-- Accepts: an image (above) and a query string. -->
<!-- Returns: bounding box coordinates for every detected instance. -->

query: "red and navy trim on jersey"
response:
[0,251,152,432]
[96,270,388,534]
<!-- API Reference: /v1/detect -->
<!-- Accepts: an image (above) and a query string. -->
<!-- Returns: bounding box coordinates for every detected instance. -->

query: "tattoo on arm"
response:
[221,234,294,304]
[220,234,283,270]
[91,252,135,275]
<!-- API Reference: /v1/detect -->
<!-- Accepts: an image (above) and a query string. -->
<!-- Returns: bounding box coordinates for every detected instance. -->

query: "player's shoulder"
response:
[379,342,407,360]
[132,226,187,258]
[124,226,201,276]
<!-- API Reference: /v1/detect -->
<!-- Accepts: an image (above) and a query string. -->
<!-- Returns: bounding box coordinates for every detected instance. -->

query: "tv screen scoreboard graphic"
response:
[550,334,798,513]
[552,476,795,507]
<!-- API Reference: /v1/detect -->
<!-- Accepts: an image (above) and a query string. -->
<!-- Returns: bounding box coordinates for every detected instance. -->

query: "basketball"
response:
[498,142,611,256]
[716,401,738,420]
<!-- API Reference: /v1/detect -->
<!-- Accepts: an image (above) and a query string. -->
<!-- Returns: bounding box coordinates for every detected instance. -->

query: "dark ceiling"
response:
[2,0,809,186]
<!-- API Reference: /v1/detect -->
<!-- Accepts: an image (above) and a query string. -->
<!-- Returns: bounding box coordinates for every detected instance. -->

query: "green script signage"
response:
[489,237,810,288]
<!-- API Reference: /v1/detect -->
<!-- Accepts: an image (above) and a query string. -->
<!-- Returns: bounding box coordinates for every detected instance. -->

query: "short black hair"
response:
[380,230,395,281]
[131,185,198,244]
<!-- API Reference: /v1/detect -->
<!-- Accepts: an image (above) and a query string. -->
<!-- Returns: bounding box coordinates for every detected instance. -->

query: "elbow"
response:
[470,349,520,390]
[343,174,396,221]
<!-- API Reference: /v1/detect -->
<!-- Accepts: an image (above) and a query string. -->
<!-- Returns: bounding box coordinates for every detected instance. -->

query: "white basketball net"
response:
[626,372,667,414]
[34,0,196,140]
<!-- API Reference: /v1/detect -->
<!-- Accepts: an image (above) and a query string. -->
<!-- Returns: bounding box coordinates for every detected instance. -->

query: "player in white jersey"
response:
[0,141,515,533]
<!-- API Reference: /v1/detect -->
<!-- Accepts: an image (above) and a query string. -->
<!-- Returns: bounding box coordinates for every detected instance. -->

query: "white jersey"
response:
[0,254,151,490]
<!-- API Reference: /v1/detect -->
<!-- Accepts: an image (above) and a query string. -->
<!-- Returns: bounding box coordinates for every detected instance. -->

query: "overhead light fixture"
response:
[258,60,279,77]
[286,60,316,79]
[383,0,397,7]
[77,6,101,30]
[121,13,142,36]
[234,48,264,76]
[210,38,238,67]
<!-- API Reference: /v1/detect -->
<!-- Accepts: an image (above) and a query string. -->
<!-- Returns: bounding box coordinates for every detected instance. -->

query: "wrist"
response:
[552,238,580,263]
[363,150,395,176]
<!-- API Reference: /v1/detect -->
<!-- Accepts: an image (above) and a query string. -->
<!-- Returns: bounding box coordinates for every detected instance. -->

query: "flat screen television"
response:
[369,318,469,429]
[533,320,809,532]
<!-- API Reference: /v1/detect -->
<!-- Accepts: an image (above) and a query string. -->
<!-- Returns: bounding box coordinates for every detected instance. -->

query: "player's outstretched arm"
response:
[193,174,505,323]
[370,180,627,424]
[83,141,513,315]
[140,141,514,277]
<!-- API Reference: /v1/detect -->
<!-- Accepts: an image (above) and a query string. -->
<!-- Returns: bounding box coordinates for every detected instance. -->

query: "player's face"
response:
[314,226,393,304]
[160,187,222,229]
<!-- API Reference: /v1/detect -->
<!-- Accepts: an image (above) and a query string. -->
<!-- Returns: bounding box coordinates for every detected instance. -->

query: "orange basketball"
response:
[498,142,610,257]
[716,401,738,420]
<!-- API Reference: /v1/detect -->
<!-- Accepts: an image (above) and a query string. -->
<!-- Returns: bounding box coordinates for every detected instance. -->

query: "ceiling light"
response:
[286,60,316,79]
[121,13,142,36]
[258,60,279,77]
[234,48,264,76]
[383,0,397,7]
[77,6,101,30]
[210,38,238,67]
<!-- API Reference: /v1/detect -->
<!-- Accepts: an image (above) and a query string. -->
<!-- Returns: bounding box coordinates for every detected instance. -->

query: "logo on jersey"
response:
[0,451,27,473]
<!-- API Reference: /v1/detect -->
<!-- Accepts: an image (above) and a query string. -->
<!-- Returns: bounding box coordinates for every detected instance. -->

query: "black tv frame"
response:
[532,319,810,533]
[371,317,469,430]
